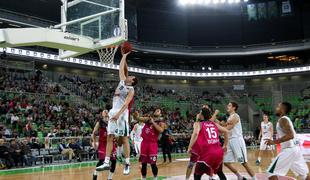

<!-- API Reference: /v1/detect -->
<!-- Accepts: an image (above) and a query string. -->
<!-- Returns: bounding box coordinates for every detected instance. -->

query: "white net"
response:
[97,46,119,64]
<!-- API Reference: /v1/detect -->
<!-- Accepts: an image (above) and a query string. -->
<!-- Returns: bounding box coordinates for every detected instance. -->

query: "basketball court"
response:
[0,0,309,180]
[0,150,308,180]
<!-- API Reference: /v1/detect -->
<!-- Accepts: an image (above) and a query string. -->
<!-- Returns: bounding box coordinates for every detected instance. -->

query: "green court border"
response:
[0,153,188,176]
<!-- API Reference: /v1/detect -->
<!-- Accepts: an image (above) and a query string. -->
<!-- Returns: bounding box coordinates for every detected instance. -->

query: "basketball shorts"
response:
[224,137,248,163]
[139,141,158,164]
[107,109,129,137]
[190,152,199,163]
[260,137,275,151]
[195,148,224,176]
[267,146,309,177]
[98,141,116,160]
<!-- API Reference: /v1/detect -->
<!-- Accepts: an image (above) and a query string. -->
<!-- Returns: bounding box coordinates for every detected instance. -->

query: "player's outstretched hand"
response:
[121,47,131,56]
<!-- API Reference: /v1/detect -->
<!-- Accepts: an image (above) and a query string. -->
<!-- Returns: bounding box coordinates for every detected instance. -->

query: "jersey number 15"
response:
[206,127,217,139]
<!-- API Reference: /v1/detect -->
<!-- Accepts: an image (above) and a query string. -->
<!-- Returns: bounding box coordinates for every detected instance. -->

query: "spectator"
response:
[20,139,35,166]
[68,139,82,162]
[0,138,13,168]
[9,139,22,167]
[58,138,75,162]
[160,128,173,163]
[11,113,19,127]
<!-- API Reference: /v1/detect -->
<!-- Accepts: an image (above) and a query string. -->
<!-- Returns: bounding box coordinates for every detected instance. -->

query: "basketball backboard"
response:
[0,0,127,59]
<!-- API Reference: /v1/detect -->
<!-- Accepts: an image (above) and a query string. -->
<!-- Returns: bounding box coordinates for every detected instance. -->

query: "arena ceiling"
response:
[0,0,309,69]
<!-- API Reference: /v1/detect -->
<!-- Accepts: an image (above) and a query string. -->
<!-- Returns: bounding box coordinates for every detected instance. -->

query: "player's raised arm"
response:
[210,109,219,121]
[187,122,201,154]
[225,114,239,130]
[119,49,130,81]
[150,118,165,133]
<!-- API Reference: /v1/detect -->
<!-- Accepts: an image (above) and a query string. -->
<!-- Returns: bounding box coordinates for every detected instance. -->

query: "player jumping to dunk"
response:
[96,48,138,175]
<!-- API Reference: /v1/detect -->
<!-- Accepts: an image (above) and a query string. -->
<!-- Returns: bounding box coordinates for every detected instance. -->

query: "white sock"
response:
[257,157,261,162]
[142,178,146,180]
[154,176,158,180]
[108,172,114,179]
[251,176,257,180]
[93,170,98,176]
[104,157,110,164]
[125,158,130,164]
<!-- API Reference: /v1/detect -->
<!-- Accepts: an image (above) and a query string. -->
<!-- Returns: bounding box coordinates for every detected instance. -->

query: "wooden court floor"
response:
[0,149,309,180]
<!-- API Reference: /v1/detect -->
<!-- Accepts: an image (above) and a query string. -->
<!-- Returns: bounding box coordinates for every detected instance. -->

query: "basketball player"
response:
[265,102,309,180]
[133,109,166,180]
[256,113,274,166]
[97,48,138,175]
[187,107,228,180]
[223,102,257,180]
[92,110,117,180]
[185,106,221,180]
[130,121,144,156]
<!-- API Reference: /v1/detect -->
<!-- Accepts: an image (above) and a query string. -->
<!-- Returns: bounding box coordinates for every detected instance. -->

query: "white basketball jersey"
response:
[261,121,272,138]
[112,80,134,110]
[228,113,243,139]
[134,123,144,142]
[276,116,296,149]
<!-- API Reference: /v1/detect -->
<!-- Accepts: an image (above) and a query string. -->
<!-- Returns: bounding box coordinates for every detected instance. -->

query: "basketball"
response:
[121,41,132,54]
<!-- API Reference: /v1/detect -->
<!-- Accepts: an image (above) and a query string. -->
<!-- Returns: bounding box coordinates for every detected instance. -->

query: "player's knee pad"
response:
[151,164,158,176]
[187,161,195,169]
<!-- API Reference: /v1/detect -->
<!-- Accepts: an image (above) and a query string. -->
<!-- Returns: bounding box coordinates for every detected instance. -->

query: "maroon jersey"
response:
[98,120,108,143]
[140,121,162,164]
[141,122,160,143]
[195,120,224,175]
[98,120,116,160]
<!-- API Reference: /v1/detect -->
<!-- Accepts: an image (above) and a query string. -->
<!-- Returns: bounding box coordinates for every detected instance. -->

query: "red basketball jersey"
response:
[141,122,160,143]
[99,120,108,143]
[197,120,222,155]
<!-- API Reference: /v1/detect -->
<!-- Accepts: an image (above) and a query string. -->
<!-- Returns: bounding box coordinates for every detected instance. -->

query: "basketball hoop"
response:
[97,45,119,64]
